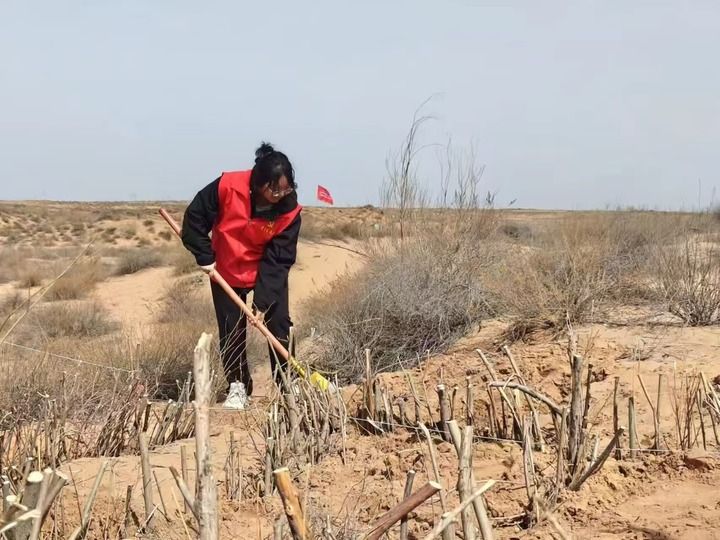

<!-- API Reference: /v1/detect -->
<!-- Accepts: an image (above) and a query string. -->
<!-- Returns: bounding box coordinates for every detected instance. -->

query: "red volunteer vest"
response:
[212,170,302,288]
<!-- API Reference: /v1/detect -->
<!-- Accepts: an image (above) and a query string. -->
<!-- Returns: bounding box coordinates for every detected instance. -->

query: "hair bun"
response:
[254,142,275,163]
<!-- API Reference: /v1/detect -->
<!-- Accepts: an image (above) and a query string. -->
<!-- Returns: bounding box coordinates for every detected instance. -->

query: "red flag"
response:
[316,185,334,205]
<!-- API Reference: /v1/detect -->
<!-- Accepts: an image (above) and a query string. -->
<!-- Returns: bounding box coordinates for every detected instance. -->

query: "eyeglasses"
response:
[267,186,295,198]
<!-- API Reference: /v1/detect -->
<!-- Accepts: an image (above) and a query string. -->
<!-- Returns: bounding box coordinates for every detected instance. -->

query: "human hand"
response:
[199,262,216,274]
[251,305,266,326]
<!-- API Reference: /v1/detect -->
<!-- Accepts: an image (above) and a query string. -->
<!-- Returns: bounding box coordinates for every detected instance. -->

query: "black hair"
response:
[251,142,296,190]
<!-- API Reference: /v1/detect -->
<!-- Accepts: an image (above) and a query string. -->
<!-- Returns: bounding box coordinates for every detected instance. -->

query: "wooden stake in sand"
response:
[400,470,416,540]
[628,396,638,459]
[457,426,476,540]
[568,354,584,468]
[14,470,43,540]
[418,423,448,512]
[613,377,622,459]
[436,384,452,442]
[180,445,191,514]
[440,513,455,540]
[138,431,155,530]
[446,420,494,540]
[638,373,662,451]
[193,333,218,540]
[273,467,310,540]
[465,377,475,427]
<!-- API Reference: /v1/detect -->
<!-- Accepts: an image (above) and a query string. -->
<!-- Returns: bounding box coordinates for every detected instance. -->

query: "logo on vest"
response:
[260,222,275,236]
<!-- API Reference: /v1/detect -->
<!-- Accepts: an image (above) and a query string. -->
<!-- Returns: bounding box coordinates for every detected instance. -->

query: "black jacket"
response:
[181,176,301,312]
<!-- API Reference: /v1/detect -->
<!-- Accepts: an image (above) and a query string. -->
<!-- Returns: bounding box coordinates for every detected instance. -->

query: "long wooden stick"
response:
[170,467,197,520]
[364,481,442,540]
[274,468,310,540]
[421,481,496,540]
[194,333,218,540]
[487,382,562,417]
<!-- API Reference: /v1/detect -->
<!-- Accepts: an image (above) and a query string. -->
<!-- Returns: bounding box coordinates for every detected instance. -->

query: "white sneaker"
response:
[223,382,248,410]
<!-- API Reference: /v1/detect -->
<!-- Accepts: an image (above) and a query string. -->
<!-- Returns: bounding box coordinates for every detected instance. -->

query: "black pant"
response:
[210,280,291,396]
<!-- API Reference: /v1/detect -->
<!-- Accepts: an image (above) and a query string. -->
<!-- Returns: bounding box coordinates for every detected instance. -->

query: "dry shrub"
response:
[143,276,220,395]
[17,272,43,288]
[499,221,534,241]
[16,263,58,288]
[300,213,346,241]
[45,257,108,301]
[145,277,266,396]
[157,276,215,324]
[300,212,387,242]
[302,225,497,383]
[28,301,119,339]
[656,239,720,325]
[490,212,694,338]
[98,325,219,398]
[113,248,163,275]
[0,347,123,424]
[0,290,25,319]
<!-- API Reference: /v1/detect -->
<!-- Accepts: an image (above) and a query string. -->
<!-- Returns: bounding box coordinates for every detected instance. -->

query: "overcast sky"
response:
[1,1,718,209]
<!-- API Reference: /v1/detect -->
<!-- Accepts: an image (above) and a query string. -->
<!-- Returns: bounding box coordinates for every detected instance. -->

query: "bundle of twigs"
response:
[261,349,346,498]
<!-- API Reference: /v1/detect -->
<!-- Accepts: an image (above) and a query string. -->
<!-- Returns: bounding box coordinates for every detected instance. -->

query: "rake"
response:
[158,208,334,392]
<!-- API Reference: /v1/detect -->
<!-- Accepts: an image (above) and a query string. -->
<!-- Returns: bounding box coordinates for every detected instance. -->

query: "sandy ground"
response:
[54,310,720,539]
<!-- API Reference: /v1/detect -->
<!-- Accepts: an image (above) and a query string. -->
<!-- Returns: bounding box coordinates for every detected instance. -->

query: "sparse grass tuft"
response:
[29,300,119,338]
[45,257,108,301]
[169,247,199,276]
[0,290,26,318]
[113,248,163,275]
[157,276,215,324]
